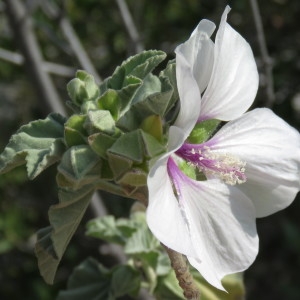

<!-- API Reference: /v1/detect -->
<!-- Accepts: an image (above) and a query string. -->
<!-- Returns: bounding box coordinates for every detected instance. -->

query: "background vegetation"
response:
[0,0,299,299]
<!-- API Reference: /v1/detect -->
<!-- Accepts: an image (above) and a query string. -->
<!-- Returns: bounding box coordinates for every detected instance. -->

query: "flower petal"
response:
[175,19,216,94]
[169,165,258,290]
[147,126,197,257]
[174,52,202,138]
[200,6,259,121]
[208,108,300,217]
[147,168,196,258]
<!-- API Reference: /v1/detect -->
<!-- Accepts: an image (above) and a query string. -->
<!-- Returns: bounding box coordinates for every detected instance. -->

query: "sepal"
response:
[67,70,100,107]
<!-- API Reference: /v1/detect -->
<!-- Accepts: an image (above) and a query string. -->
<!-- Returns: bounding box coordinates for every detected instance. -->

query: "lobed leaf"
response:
[35,184,96,284]
[116,76,174,132]
[84,110,116,135]
[0,113,66,179]
[57,145,102,188]
[97,78,142,123]
[88,132,117,159]
[106,129,165,182]
[124,212,160,255]
[86,215,136,245]
[107,50,167,90]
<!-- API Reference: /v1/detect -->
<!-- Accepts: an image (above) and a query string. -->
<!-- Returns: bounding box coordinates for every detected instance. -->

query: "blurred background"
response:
[0,0,299,299]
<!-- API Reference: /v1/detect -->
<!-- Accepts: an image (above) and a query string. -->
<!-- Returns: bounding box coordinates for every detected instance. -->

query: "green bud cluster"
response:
[62,50,178,196]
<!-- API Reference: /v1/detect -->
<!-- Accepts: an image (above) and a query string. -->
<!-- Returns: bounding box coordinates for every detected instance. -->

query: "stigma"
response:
[176,143,247,185]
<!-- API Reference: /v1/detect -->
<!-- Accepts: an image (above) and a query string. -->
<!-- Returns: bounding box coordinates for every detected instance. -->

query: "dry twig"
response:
[115,0,144,53]
[249,0,275,107]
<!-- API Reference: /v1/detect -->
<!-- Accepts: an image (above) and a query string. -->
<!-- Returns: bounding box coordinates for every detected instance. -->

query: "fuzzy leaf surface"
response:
[0,113,66,179]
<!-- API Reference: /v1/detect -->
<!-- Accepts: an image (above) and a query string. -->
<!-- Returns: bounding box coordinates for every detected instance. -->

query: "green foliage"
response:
[56,258,140,300]
[67,70,100,107]
[187,119,220,144]
[0,49,178,288]
[35,184,95,284]
[64,114,88,147]
[86,211,178,299]
[86,210,246,299]
[101,50,167,91]
[116,73,177,132]
[0,113,66,179]
[86,215,136,245]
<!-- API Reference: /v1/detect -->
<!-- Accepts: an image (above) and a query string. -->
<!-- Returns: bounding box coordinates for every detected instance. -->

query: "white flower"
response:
[146,6,300,290]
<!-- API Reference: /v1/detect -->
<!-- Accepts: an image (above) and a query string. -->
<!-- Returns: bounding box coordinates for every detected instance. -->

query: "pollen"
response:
[176,145,247,185]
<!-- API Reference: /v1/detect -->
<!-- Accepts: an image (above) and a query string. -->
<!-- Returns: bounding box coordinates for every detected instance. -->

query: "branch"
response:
[163,245,200,300]
[115,0,144,53]
[38,0,101,84]
[249,0,275,107]
[4,0,66,115]
[0,48,75,77]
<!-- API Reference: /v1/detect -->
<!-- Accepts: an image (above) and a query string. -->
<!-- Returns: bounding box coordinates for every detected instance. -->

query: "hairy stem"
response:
[163,245,200,300]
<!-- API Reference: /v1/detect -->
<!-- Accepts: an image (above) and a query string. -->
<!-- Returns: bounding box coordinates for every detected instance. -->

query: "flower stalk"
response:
[163,244,201,300]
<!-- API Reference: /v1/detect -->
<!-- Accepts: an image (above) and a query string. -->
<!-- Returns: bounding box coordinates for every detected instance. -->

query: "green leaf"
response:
[116,168,147,186]
[0,113,66,179]
[156,252,172,276]
[88,133,117,159]
[107,152,133,180]
[67,78,89,106]
[84,110,116,135]
[67,71,100,106]
[131,73,162,105]
[124,213,160,255]
[140,115,163,142]
[97,78,142,123]
[35,226,61,284]
[56,258,141,300]
[97,89,119,119]
[80,100,99,114]
[107,128,165,184]
[56,258,111,300]
[110,264,141,298]
[187,119,220,144]
[155,271,185,300]
[159,59,179,107]
[57,145,101,188]
[35,145,104,284]
[86,215,136,245]
[140,130,165,158]
[116,76,174,132]
[35,184,95,284]
[108,130,144,163]
[107,50,166,90]
[159,61,180,124]
[64,114,88,147]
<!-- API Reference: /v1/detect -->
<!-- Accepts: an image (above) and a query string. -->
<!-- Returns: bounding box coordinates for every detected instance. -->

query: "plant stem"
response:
[163,245,201,300]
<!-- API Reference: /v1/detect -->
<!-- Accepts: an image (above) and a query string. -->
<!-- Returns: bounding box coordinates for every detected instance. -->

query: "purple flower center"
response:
[176,143,247,185]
